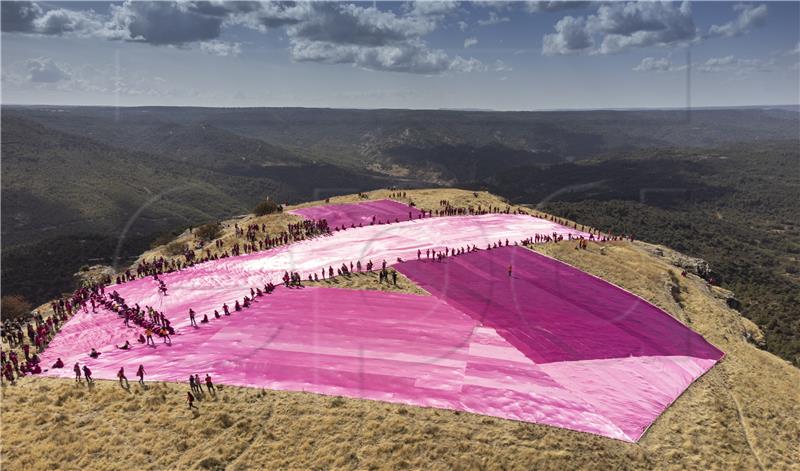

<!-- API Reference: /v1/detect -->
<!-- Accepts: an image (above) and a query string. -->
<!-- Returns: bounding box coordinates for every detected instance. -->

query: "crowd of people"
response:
[110,194,630,296]
[0,282,112,384]
[2,190,641,407]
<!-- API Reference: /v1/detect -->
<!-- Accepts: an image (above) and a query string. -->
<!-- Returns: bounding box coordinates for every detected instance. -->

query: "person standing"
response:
[82,365,93,384]
[117,367,129,388]
[136,364,145,386]
[187,391,198,409]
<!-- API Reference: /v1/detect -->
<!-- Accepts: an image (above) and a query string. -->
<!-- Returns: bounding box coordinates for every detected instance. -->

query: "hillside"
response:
[0,116,397,305]
[2,107,799,367]
[6,106,799,180]
[0,116,245,245]
[2,189,798,469]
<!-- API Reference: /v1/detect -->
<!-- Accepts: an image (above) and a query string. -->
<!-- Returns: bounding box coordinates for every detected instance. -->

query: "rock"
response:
[73,265,116,287]
[740,316,767,348]
[645,245,709,277]
[709,285,742,310]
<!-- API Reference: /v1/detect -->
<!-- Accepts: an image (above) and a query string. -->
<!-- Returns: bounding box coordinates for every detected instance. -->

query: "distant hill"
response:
[1,116,244,246]
[6,105,798,181]
[0,115,395,247]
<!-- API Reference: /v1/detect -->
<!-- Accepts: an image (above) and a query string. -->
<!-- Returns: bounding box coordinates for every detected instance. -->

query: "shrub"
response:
[195,222,222,242]
[2,295,32,322]
[164,241,187,256]
[253,197,281,216]
[150,230,183,249]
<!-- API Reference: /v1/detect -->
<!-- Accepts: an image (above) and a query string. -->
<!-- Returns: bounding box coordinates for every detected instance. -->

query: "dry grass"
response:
[5,189,799,470]
[136,212,305,264]
[305,270,429,296]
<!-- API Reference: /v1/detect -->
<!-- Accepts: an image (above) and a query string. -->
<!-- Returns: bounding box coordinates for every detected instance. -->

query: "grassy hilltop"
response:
[2,189,798,470]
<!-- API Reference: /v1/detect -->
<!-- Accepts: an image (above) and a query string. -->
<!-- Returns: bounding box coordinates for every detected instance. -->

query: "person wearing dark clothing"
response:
[82,365,93,383]
[187,391,198,409]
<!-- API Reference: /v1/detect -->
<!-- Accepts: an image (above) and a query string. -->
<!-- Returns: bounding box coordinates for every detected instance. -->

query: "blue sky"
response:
[2,1,798,110]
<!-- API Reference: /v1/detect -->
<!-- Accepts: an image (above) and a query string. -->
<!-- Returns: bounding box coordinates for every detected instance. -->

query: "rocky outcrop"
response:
[73,264,116,288]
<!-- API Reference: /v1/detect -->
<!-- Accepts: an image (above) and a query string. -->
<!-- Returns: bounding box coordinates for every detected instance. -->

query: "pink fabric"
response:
[288,199,423,228]
[94,214,590,327]
[40,287,639,440]
[37,213,720,442]
[395,246,723,363]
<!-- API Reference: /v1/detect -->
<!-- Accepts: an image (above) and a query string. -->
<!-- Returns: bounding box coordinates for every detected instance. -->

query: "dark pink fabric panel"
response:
[289,199,423,228]
[396,246,723,364]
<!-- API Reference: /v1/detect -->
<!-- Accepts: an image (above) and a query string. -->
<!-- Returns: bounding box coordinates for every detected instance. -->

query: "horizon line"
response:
[3,102,798,113]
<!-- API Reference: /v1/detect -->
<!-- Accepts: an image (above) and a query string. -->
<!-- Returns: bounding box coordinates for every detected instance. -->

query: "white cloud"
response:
[287,3,437,47]
[24,57,69,83]
[464,37,478,48]
[696,55,775,74]
[286,3,480,74]
[407,1,459,18]
[708,3,767,38]
[543,1,697,55]
[524,2,590,13]
[493,59,513,72]
[4,1,481,75]
[633,56,686,72]
[591,1,697,54]
[199,40,242,57]
[477,11,510,26]
[32,7,106,36]
[542,16,592,55]
[458,20,468,32]
[450,56,487,73]
[291,37,484,75]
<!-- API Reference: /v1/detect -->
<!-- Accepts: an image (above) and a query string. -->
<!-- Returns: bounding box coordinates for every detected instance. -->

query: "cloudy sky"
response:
[2,1,798,110]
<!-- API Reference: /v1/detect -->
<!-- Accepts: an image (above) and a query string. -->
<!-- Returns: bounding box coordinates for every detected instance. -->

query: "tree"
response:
[253,197,281,216]
[2,295,32,322]
[195,222,222,242]
[165,241,187,256]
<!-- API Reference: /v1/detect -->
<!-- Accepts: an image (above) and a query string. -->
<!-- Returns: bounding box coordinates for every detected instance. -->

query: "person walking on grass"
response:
[136,364,145,386]
[82,365,93,384]
[117,367,129,389]
[187,391,198,409]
